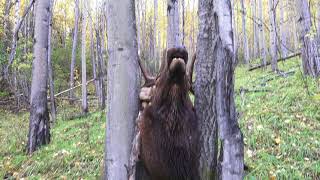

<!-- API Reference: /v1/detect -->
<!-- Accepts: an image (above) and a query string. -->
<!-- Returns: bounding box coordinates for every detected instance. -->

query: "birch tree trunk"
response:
[48,0,56,122]
[279,0,288,57]
[3,0,12,51]
[69,0,80,102]
[240,0,250,65]
[95,27,106,110]
[258,0,267,67]
[167,0,182,47]
[296,0,320,77]
[182,0,185,45]
[317,2,320,35]
[231,0,237,61]
[81,0,88,113]
[196,0,244,179]
[216,1,244,178]
[195,0,218,178]
[268,0,278,71]
[252,0,259,58]
[5,0,34,76]
[27,0,51,154]
[154,0,158,62]
[104,0,140,179]
[89,3,99,99]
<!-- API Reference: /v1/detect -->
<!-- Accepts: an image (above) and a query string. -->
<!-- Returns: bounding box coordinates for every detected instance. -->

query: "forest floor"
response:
[0,58,319,179]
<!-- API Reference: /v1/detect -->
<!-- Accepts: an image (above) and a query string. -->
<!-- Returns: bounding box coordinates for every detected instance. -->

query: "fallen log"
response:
[54,79,95,97]
[249,52,301,71]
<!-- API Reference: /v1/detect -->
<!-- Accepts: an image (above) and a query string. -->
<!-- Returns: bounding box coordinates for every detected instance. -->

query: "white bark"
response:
[81,0,88,113]
[5,0,35,76]
[231,0,237,61]
[280,0,288,57]
[258,0,267,67]
[215,1,244,178]
[317,1,320,34]
[104,0,140,179]
[240,0,250,65]
[167,0,182,47]
[27,0,50,154]
[252,0,259,58]
[268,0,278,71]
[69,0,80,101]
[296,0,320,77]
[48,0,56,122]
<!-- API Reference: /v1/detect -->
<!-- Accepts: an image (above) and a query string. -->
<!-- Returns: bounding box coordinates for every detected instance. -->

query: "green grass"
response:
[236,58,320,179]
[0,110,105,179]
[0,58,319,179]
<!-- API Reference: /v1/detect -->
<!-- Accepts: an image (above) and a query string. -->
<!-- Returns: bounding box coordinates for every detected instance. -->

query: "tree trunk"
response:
[268,0,278,71]
[5,0,35,77]
[167,0,182,47]
[182,0,185,45]
[27,0,51,154]
[215,1,244,179]
[3,0,12,51]
[258,0,267,67]
[95,28,106,110]
[48,0,56,122]
[231,0,237,62]
[317,1,320,34]
[81,0,88,113]
[69,0,80,102]
[252,0,259,58]
[296,0,320,77]
[89,3,99,99]
[104,0,140,179]
[240,0,250,65]
[279,0,288,57]
[154,0,158,63]
[195,0,218,178]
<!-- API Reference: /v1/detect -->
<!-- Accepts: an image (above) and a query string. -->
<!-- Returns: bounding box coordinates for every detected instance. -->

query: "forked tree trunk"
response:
[240,0,250,65]
[196,0,244,179]
[195,0,218,178]
[215,1,244,178]
[81,0,88,113]
[167,0,182,47]
[69,0,80,102]
[27,0,51,154]
[268,0,278,71]
[104,0,140,179]
[296,0,320,77]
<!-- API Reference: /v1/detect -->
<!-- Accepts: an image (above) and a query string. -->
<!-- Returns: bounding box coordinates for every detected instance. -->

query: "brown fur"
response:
[139,47,200,180]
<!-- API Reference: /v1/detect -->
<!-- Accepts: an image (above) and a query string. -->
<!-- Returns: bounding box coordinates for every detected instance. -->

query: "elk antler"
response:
[137,57,156,87]
[187,54,196,94]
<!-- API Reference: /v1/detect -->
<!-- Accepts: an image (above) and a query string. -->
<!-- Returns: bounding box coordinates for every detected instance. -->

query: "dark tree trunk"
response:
[27,0,51,154]
[195,0,218,178]
[196,0,244,179]
[296,0,320,77]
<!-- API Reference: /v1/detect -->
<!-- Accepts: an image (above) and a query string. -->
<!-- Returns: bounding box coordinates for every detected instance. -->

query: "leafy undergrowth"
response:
[236,58,320,179]
[0,58,319,179]
[0,110,105,179]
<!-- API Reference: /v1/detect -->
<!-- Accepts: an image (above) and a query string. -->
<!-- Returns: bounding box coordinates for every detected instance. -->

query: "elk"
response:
[137,47,199,180]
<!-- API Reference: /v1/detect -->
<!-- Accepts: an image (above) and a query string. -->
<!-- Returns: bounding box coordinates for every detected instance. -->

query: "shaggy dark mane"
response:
[139,47,200,180]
